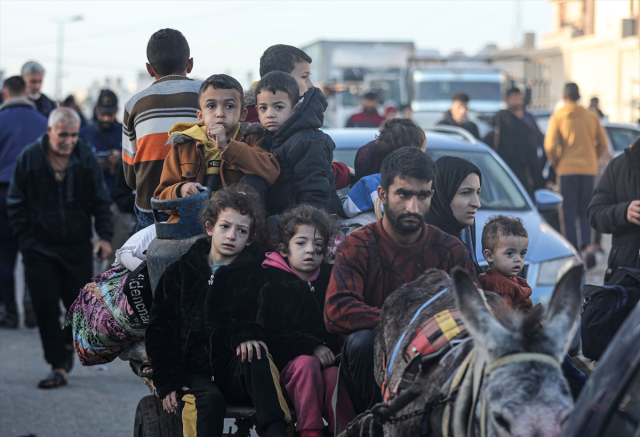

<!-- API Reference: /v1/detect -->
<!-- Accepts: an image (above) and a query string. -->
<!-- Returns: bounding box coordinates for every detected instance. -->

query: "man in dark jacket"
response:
[483,104,543,198]
[437,92,480,139]
[588,138,640,284]
[0,76,48,328]
[257,74,343,216]
[21,61,57,118]
[80,89,135,261]
[7,107,113,389]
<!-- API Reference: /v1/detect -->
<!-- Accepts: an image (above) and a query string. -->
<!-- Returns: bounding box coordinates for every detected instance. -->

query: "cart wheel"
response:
[134,395,183,437]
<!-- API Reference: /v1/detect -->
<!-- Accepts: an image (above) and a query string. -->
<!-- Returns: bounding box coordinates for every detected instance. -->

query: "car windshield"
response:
[333,147,530,211]
[417,81,502,101]
[607,127,640,152]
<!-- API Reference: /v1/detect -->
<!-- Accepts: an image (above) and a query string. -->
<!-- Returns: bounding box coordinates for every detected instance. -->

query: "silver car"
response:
[327,126,581,305]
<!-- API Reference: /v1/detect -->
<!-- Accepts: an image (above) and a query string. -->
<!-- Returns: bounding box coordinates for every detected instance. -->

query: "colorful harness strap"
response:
[404,309,465,362]
[382,307,467,402]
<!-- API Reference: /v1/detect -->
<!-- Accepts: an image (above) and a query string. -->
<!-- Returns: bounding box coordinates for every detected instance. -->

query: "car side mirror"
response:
[535,189,563,212]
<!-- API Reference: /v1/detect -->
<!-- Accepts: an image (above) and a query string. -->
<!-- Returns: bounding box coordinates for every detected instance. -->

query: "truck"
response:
[410,64,513,134]
[301,40,415,128]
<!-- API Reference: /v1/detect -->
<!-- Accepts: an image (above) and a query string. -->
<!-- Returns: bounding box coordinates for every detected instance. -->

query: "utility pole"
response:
[512,0,522,47]
[55,15,83,101]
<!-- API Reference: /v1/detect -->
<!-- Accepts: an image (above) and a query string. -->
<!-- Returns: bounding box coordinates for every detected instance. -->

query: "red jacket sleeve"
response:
[324,237,380,337]
[331,161,351,190]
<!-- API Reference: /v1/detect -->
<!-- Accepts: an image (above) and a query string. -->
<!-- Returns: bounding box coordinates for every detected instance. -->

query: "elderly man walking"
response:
[544,83,608,255]
[21,61,57,118]
[7,108,113,388]
[0,76,48,328]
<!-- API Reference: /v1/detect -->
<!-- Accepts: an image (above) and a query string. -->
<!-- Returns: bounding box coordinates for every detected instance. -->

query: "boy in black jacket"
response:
[145,186,291,437]
[255,72,343,216]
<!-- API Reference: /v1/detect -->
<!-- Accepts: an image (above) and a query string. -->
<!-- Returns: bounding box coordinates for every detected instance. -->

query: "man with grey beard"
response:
[7,107,113,389]
[21,61,57,117]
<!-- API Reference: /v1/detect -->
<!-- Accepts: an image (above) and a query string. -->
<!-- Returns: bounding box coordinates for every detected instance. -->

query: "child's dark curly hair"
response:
[481,215,528,253]
[199,184,268,249]
[273,204,340,256]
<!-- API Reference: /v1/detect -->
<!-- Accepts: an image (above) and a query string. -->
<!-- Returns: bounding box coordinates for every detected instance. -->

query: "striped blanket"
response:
[65,265,146,366]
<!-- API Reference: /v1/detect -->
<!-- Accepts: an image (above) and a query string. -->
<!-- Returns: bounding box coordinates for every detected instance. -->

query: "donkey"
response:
[370,265,583,437]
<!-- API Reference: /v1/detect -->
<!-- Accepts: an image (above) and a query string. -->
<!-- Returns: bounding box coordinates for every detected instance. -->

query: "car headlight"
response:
[537,256,579,286]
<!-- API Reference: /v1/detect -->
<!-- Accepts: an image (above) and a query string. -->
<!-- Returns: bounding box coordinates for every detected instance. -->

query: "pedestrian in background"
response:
[483,88,543,198]
[346,92,385,128]
[21,61,57,118]
[0,76,48,329]
[588,137,640,283]
[80,90,135,263]
[7,108,113,389]
[544,83,608,259]
[436,92,480,139]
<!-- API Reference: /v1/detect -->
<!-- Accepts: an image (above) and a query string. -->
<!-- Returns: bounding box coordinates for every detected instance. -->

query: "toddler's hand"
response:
[236,340,269,362]
[313,345,335,368]
[207,123,228,149]
[180,182,203,197]
[163,386,189,413]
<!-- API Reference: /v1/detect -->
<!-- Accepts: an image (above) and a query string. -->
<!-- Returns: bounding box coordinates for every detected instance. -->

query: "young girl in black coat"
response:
[257,205,355,437]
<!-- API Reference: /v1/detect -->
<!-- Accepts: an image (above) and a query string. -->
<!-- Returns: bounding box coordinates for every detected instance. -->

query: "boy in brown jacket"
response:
[154,74,279,221]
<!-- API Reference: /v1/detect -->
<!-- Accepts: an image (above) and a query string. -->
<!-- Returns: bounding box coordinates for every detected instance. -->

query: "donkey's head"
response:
[452,265,583,437]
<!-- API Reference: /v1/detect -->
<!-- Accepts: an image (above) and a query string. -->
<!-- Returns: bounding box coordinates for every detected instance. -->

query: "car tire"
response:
[134,395,183,437]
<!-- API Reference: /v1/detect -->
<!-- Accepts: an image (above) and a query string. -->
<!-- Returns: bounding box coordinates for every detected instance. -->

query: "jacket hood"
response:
[167,122,241,148]
[262,251,320,282]
[268,87,327,146]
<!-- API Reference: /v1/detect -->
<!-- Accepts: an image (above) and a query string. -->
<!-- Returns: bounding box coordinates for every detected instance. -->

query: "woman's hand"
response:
[236,340,269,362]
[162,386,189,413]
[313,345,335,368]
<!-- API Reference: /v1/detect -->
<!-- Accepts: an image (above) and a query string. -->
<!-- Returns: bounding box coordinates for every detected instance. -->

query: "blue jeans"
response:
[560,175,595,250]
[134,205,170,233]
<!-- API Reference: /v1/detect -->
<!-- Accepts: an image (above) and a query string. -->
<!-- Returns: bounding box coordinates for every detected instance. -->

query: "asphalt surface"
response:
[0,235,612,437]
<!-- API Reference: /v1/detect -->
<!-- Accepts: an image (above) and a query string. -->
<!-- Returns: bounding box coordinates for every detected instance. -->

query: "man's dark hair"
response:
[273,204,340,256]
[590,97,599,104]
[481,215,528,253]
[199,184,268,250]
[564,83,580,102]
[451,92,470,103]
[376,118,426,159]
[255,71,300,106]
[506,87,521,98]
[3,76,26,96]
[260,44,312,77]
[199,74,245,108]
[146,29,190,76]
[380,147,436,191]
[363,92,379,101]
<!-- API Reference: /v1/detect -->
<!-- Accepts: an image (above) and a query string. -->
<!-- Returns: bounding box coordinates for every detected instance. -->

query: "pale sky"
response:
[0,0,553,99]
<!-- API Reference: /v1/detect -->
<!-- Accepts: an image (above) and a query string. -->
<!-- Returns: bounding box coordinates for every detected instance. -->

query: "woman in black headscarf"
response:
[427,156,482,273]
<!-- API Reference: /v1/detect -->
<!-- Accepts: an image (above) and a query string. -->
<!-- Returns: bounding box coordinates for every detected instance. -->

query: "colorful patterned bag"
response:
[65,265,146,366]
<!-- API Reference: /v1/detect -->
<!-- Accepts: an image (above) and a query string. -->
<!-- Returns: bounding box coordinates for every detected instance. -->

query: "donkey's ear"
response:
[452,268,508,355]
[543,264,584,360]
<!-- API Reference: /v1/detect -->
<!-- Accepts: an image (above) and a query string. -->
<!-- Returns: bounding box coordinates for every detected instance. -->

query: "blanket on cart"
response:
[65,264,148,365]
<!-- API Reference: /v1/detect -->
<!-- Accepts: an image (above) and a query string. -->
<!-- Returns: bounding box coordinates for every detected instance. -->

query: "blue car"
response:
[326,126,581,305]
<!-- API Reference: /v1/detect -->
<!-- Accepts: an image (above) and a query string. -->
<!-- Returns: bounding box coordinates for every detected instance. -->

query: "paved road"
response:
[0,327,149,437]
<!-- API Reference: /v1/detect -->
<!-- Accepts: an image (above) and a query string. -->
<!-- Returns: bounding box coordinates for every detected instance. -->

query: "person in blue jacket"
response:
[0,76,48,328]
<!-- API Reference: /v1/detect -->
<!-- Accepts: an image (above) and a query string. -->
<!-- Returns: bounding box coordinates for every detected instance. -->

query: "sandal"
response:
[38,371,67,389]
